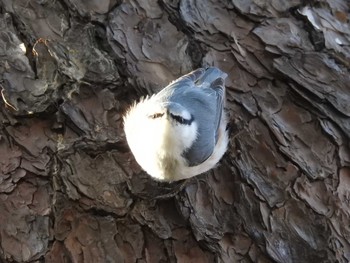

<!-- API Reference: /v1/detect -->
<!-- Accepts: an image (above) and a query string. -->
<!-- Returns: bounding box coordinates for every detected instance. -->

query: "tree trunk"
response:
[0,0,349,262]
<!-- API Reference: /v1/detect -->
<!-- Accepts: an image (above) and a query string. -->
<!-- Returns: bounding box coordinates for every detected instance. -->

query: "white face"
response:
[123,98,198,179]
[167,112,197,151]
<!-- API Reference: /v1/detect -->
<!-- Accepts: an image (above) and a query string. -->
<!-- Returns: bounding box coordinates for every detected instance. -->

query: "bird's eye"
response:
[170,113,192,125]
[149,113,164,119]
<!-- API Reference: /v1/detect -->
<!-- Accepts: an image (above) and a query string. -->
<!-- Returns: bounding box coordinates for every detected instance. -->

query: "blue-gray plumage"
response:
[124,67,229,181]
[154,67,227,166]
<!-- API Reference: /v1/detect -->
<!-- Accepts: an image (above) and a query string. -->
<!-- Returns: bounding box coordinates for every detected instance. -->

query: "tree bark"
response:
[0,0,349,262]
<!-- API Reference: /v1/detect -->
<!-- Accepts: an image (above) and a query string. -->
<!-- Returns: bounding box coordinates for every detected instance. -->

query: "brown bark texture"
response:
[0,0,349,262]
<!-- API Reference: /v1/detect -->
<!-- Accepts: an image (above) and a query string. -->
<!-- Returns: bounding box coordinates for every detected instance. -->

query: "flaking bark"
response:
[0,0,349,262]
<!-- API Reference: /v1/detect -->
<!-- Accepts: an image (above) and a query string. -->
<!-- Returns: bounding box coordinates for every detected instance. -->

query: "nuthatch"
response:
[124,67,228,181]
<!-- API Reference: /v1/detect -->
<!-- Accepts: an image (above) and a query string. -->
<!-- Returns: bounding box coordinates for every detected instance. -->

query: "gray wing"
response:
[196,67,227,142]
[155,68,205,99]
[169,67,227,166]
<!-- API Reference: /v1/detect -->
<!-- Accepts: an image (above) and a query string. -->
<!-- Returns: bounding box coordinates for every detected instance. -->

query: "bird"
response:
[123,67,229,181]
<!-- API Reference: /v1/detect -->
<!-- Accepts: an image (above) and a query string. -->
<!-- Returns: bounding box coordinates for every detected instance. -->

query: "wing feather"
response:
[169,67,228,166]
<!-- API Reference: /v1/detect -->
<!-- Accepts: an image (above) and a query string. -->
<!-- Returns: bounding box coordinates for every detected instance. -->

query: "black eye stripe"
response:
[149,113,164,119]
[170,113,194,125]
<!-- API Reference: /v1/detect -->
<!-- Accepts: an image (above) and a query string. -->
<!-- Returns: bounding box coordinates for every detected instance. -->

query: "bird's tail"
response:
[195,67,228,87]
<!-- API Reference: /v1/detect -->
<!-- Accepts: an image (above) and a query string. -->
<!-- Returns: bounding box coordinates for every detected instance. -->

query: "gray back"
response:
[155,67,227,166]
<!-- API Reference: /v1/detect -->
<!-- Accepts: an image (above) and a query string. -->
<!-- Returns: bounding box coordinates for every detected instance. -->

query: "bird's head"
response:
[123,98,197,180]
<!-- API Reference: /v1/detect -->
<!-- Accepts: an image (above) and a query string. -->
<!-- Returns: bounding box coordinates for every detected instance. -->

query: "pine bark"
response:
[0,0,349,262]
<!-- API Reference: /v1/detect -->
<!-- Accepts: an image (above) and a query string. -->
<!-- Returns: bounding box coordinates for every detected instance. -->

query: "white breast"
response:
[124,98,228,182]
